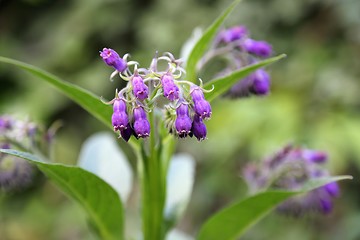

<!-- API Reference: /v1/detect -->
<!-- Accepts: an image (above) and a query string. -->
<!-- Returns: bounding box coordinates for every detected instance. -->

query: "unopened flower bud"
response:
[190,86,212,119]
[131,75,149,100]
[175,103,192,138]
[161,74,180,101]
[191,114,207,141]
[242,39,272,58]
[133,106,150,138]
[100,48,127,72]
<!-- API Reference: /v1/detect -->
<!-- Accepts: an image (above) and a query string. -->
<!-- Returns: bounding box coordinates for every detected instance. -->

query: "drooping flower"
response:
[133,106,150,138]
[131,75,149,100]
[161,73,180,101]
[190,86,212,119]
[175,103,192,138]
[191,114,207,141]
[100,48,127,72]
[242,38,272,58]
[111,98,129,132]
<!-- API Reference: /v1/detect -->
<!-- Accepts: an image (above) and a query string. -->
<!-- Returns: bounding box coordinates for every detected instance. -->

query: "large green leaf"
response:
[197,175,352,240]
[0,56,140,150]
[0,56,112,129]
[0,148,124,240]
[204,54,287,102]
[186,0,241,82]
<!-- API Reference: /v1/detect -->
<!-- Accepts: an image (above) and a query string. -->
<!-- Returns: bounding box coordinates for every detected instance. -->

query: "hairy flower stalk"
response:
[243,144,340,216]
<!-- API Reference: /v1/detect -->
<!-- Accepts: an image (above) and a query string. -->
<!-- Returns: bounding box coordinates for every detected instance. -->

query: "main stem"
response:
[140,111,166,240]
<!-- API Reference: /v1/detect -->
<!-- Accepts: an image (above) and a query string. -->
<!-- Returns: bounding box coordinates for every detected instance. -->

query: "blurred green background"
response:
[1,0,360,239]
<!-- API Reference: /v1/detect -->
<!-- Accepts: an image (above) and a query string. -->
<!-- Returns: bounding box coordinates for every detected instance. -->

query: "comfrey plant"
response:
[0,115,56,192]
[0,1,351,240]
[243,144,340,216]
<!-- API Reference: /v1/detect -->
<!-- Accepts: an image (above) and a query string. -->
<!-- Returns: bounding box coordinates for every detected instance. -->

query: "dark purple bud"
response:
[132,75,149,100]
[220,26,248,43]
[99,48,127,72]
[175,104,192,138]
[242,39,272,58]
[112,99,129,131]
[302,149,328,163]
[190,86,212,119]
[324,182,340,197]
[251,69,270,95]
[191,114,207,141]
[161,74,180,101]
[120,123,133,142]
[133,107,150,138]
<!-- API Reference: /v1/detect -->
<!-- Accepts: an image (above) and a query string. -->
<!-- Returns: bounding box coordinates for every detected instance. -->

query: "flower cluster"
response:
[243,144,340,216]
[0,115,56,192]
[200,25,273,98]
[100,49,212,142]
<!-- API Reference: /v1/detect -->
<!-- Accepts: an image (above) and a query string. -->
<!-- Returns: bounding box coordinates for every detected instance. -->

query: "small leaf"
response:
[0,148,125,240]
[164,154,195,227]
[78,132,133,202]
[204,54,287,102]
[197,175,352,240]
[186,0,241,82]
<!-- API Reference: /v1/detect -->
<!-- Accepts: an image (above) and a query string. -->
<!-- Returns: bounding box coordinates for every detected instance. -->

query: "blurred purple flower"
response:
[242,39,272,57]
[220,26,248,43]
[0,154,34,192]
[228,69,270,98]
[243,145,340,216]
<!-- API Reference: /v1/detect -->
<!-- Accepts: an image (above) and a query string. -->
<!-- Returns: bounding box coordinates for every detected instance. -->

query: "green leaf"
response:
[0,148,124,240]
[186,0,241,82]
[204,54,287,102]
[197,175,352,240]
[0,56,112,128]
[0,56,140,150]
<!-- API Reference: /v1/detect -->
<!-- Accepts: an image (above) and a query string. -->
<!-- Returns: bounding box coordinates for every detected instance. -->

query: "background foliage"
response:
[1,0,360,239]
